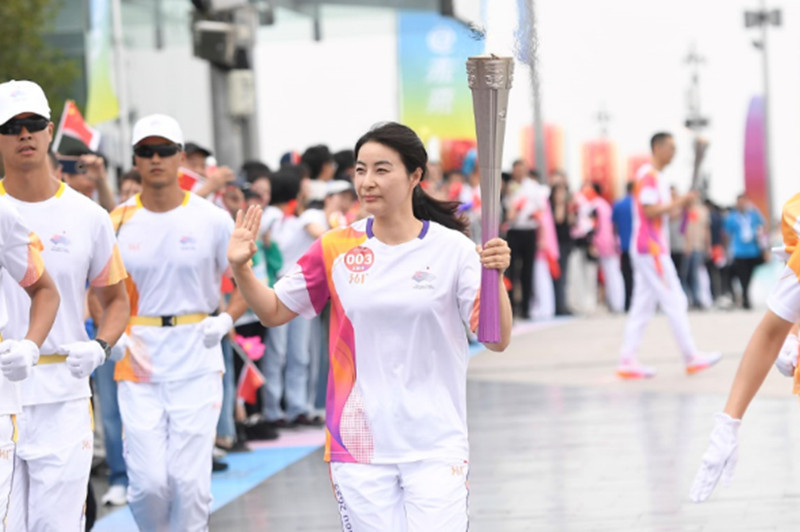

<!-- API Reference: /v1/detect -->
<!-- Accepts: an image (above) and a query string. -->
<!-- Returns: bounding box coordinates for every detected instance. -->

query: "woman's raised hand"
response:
[227,204,262,268]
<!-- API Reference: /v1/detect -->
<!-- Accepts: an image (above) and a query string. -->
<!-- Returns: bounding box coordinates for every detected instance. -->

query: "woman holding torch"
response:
[228,122,512,530]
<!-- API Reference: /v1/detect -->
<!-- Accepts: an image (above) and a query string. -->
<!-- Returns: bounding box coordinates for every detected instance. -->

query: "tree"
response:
[0,0,78,106]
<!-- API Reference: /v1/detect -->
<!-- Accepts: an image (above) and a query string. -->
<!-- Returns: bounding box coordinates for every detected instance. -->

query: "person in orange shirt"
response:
[691,192,800,502]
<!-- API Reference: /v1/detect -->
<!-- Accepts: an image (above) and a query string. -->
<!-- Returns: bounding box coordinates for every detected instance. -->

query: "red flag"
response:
[54,101,101,151]
[178,167,204,192]
[237,362,265,405]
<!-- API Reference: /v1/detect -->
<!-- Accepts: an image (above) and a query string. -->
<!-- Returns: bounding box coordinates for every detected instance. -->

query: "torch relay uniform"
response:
[275,217,481,531]
[616,164,720,378]
[111,191,234,532]
[768,193,800,335]
[0,198,46,530]
[1,182,127,532]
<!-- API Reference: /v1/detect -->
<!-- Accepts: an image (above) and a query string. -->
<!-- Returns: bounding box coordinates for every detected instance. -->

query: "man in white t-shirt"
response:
[617,132,720,379]
[0,80,130,531]
[0,197,60,529]
[110,114,241,531]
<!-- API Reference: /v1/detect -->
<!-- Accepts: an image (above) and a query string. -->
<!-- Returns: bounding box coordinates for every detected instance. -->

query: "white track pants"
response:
[118,372,222,532]
[600,256,626,313]
[329,459,469,532]
[8,399,93,532]
[531,256,556,320]
[567,251,598,315]
[620,253,697,362]
[0,415,15,532]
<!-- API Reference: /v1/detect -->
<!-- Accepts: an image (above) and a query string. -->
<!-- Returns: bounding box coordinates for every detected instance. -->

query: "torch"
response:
[467,54,514,343]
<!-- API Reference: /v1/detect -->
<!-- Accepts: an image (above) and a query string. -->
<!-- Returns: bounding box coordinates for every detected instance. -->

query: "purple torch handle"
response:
[467,55,513,343]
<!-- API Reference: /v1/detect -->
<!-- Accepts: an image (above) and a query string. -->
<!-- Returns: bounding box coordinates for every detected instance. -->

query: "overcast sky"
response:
[485,0,799,213]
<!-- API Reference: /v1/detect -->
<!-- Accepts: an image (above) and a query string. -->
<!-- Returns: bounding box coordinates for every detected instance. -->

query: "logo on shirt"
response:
[50,233,70,253]
[344,246,375,273]
[412,269,436,290]
[179,235,197,251]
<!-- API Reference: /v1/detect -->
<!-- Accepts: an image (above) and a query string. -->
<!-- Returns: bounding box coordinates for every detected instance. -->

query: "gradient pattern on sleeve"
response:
[633,170,665,275]
[19,232,45,288]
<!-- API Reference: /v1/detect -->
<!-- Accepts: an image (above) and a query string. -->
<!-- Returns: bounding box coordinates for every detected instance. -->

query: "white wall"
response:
[126,46,214,150]
[254,9,399,168]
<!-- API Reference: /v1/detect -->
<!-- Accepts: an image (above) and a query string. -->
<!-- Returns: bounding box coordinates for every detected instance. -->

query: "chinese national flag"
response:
[237,362,266,405]
[178,167,204,192]
[57,101,101,151]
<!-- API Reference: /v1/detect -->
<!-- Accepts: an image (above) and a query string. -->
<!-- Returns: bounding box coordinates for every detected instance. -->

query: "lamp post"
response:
[684,43,709,195]
[744,1,781,220]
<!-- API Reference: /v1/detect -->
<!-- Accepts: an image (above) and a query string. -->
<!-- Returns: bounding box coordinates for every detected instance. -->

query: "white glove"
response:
[689,413,741,502]
[775,333,799,377]
[110,333,129,362]
[200,312,233,348]
[59,341,106,379]
[0,339,39,382]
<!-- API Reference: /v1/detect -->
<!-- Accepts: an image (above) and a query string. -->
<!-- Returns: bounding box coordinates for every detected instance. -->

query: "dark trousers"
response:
[507,228,538,318]
[731,257,762,309]
[705,259,722,301]
[620,251,633,311]
[554,242,571,315]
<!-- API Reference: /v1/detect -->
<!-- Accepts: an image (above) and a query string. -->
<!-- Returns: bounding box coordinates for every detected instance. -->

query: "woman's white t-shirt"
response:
[275,217,481,464]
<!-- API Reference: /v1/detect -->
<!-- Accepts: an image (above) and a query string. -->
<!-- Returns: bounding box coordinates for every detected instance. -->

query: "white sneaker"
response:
[213,446,228,460]
[686,351,722,375]
[101,485,128,506]
[616,360,657,379]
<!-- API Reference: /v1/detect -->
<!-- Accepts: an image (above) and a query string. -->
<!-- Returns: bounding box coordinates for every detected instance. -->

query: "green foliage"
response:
[0,0,79,106]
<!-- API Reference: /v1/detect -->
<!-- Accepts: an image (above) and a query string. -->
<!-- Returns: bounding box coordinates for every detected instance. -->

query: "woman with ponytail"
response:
[228,122,512,530]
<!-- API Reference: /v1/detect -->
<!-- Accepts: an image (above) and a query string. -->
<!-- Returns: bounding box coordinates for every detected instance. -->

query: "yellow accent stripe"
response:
[11,414,17,444]
[129,313,208,327]
[38,354,68,365]
[135,193,143,208]
[89,399,94,432]
[0,179,66,198]
[182,191,191,206]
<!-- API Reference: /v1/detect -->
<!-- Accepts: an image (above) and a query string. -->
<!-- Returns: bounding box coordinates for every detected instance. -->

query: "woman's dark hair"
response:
[354,122,468,235]
[301,145,333,180]
[549,181,568,206]
[240,160,271,183]
[269,165,302,205]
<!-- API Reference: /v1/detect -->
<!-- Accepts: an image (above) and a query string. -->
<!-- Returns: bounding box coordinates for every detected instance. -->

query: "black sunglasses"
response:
[133,144,181,159]
[0,116,49,136]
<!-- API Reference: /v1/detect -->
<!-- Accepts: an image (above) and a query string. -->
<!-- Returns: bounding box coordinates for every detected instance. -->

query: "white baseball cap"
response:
[131,114,184,147]
[307,180,328,202]
[0,80,51,126]
[326,180,353,196]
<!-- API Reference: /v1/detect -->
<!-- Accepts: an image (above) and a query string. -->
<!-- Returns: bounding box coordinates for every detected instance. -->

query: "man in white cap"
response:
[0,196,60,530]
[110,113,242,531]
[0,79,130,531]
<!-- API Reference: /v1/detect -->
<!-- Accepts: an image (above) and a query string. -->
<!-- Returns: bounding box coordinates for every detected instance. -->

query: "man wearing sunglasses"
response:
[109,114,243,531]
[0,79,130,531]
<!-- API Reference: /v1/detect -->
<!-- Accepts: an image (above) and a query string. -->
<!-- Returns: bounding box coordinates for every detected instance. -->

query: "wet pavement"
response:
[206,309,800,530]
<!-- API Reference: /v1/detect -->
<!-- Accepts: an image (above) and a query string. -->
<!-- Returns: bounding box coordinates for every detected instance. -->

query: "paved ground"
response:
[104,308,800,531]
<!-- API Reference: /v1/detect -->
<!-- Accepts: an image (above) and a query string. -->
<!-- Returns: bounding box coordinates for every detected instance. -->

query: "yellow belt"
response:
[129,313,209,327]
[38,354,68,365]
